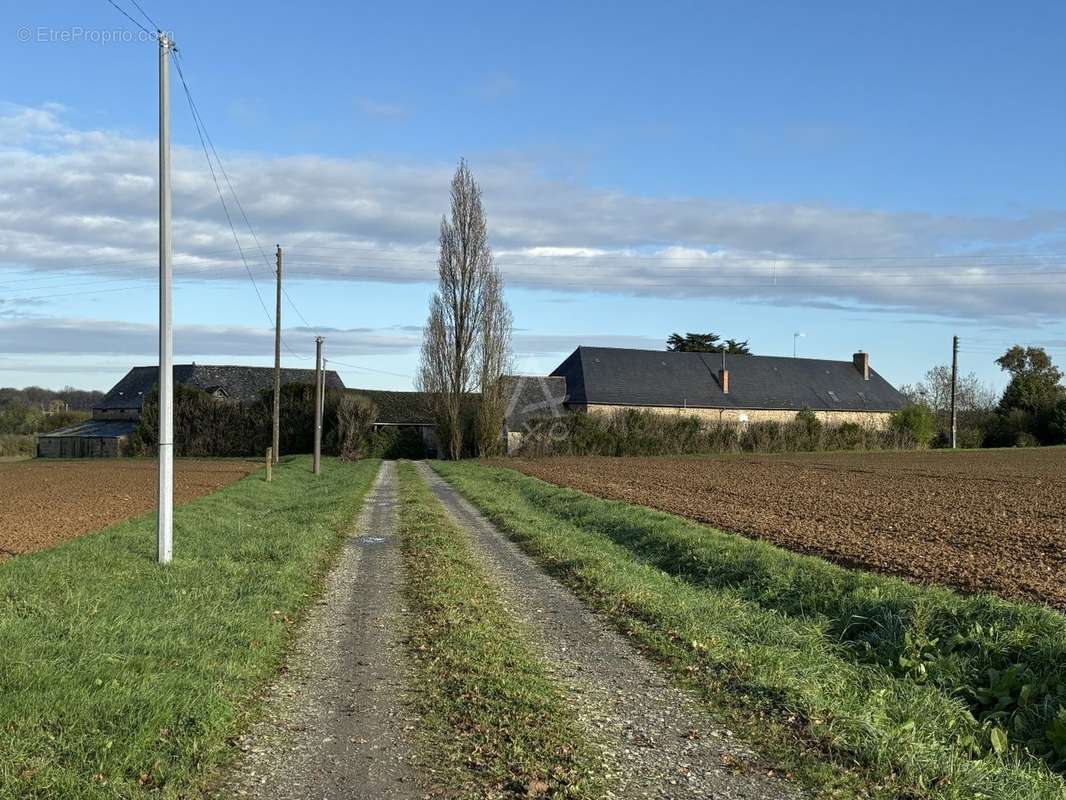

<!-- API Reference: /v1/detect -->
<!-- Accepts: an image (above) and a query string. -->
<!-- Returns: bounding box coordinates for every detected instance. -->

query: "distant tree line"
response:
[0,386,104,412]
[0,386,101,436]
[900,345,1066,448]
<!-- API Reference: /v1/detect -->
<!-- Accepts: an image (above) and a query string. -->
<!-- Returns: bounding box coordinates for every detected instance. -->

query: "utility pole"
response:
[157,33,175,564]
[313,336,324,475]
[272,245,282,465]
[950,335,959,450]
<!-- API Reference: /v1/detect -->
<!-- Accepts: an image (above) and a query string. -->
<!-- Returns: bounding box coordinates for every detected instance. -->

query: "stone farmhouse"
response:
[545,346,907,426]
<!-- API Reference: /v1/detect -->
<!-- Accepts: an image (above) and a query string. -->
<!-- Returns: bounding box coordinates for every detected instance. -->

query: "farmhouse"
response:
[547,346,907,427]
[37,364,344,458]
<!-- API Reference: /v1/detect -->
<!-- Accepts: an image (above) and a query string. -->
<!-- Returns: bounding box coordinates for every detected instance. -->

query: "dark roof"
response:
[39,420,137,439]
[550,346,907,413]
[348,389,435,425]
[95,364,345,411]
[501,375,567,428]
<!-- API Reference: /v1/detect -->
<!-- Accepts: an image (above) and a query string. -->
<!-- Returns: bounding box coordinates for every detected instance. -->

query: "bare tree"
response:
[418,160,511,460]
[476,270,513,456]
[900,365,996,431]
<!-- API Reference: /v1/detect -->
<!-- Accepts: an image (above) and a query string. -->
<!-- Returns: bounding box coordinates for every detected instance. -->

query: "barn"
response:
[548,346,908,426]
[37,364,344,458]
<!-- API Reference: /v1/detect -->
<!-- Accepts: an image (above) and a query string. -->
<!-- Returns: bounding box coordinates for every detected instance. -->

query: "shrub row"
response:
[130,384,427,460]
[516,407,915,457]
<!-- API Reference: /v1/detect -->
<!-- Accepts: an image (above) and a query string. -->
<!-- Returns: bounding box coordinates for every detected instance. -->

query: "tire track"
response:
[212,461,422,800]
[416,461,805,800]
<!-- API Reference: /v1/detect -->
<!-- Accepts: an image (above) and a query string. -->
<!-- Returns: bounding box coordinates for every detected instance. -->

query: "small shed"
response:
[349,389,440,457]
[36,420,137,458]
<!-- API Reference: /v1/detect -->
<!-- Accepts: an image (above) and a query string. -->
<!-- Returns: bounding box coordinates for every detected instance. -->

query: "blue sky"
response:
[3,1,1066,394]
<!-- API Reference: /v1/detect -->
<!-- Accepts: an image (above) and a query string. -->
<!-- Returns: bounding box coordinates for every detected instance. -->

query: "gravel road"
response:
[212,461,422,800]
[417,462,805,800]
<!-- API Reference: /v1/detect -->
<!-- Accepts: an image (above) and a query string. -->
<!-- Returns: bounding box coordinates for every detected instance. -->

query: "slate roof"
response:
[550,347,907,413]
[38,420,137,439]
[95,365,345,411]
[501,375,568,427]
[348,389,435,425]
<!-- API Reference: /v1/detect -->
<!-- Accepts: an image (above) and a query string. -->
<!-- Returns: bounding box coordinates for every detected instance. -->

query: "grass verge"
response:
[0,455,380,800]
[433,461,1066,800]
[396,461,604,799]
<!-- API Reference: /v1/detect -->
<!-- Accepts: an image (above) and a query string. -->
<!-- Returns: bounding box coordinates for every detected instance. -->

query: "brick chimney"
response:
[853,351,870,381]
[719,368,730,393]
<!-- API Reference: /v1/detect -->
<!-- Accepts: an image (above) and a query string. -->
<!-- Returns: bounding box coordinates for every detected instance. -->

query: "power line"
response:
[127,0,161,32]
[172,50,321,336]
[102,0,156,37]
[172,53,278,334]
[325,358,414,380]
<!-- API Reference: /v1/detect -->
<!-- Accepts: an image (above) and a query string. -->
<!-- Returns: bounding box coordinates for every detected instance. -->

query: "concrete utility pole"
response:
[313,336,324,475]
[950,335,959,450]
[272,245,282,465]
[157,32,175,564]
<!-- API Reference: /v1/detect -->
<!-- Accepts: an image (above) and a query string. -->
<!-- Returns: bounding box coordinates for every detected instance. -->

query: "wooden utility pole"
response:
[272,245,282,465]
[313,336,324,475]
[950,335,959,449]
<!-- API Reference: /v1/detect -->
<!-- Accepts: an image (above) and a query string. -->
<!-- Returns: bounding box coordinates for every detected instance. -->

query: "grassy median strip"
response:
[433,461,1066,800]
[396,461,604,799]
[0,455,380,800]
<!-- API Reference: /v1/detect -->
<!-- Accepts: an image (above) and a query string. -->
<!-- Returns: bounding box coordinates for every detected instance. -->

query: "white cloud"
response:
[3,102,1066,321]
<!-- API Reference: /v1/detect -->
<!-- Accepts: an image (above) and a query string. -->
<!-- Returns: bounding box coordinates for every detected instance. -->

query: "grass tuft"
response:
[396,461,604,799]
[434,461,1066,800]
[0,456,379,799]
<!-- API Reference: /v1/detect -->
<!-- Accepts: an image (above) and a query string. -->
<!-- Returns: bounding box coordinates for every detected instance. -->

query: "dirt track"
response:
[499,449,1066,609]
[0,459,258,559]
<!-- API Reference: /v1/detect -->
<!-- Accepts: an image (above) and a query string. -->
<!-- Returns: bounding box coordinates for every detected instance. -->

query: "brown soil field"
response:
[498,449,1066,609]
[0,459,259,559]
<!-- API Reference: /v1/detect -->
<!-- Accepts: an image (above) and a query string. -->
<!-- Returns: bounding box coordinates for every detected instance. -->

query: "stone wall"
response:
[579,403,895,430]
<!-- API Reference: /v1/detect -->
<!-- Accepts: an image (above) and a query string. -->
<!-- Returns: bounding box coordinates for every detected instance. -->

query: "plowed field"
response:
[0,459,259,559]
[499,449,1066,609]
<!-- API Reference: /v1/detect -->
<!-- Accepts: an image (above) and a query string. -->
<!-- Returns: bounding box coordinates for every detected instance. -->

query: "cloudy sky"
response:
[3,1,1066,393]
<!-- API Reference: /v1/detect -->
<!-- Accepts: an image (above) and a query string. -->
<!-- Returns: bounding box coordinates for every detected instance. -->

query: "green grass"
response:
[396,461,604,799]
[0,455,380,800]
[433,461,1066,800]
